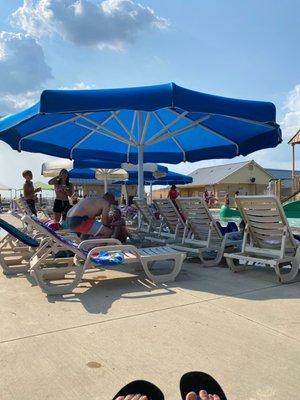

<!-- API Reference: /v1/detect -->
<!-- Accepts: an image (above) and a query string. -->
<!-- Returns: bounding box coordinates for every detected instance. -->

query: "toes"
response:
[116,397,125,400]
[186,392,197,400]
[199,390,209,400]
[213,396,221,400]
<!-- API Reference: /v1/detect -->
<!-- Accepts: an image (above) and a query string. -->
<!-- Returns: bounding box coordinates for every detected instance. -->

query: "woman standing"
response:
[48,169,74,222]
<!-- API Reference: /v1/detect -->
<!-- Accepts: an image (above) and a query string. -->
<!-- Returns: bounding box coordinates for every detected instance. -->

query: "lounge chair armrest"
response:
[78,238,122,252]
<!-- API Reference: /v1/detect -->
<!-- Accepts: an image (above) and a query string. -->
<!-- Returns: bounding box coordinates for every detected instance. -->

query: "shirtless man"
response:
[22,170,41,216]
[66,193,115,238]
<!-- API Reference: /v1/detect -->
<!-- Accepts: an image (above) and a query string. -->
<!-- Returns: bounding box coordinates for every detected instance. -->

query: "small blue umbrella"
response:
[0,83,281,198]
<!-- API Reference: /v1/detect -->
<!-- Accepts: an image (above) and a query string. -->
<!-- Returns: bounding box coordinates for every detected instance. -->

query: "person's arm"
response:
[65,183,74,197]
[101,204,111,226]
[167,190,171,198]
[34,187,41,193]
[48,177,58,185]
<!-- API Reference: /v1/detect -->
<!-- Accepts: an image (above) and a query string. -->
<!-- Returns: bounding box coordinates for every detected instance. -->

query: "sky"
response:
[0,0,300,189]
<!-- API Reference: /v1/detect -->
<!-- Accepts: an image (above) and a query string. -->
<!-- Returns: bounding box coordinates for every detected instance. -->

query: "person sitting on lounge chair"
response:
[66,192,115,238]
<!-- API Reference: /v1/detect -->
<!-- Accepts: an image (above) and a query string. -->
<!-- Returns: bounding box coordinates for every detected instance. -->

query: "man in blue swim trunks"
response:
[66,192,115,238]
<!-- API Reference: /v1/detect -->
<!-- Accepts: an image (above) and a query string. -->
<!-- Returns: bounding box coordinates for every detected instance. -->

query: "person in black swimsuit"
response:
[48,169,74,222]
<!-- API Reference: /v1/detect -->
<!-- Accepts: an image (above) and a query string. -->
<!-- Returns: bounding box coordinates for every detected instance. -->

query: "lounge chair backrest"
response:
[24,215,82,256]
[236,195,297,252]
[153,199,185,234]
[176,197,223,243]
[133,198,161,228]
[0,218,40,247]
[15,197,32,216]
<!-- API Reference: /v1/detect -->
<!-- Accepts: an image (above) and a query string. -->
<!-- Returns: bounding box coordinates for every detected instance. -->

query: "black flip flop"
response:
[180,371,227,400]
[113,380,164,400]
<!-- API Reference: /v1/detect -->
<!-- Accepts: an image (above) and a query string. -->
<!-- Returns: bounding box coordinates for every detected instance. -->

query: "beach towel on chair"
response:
[90,251,124,267]
[0,218,40,247]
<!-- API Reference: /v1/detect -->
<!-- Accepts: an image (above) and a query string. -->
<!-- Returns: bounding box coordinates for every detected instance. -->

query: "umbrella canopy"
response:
[116,170,193,186]
[34,181,53,190]
[42,158,127,192]
[0,183,12,191]
[74,160,168,178]
[0,83,281,198]
[69,167,170,182]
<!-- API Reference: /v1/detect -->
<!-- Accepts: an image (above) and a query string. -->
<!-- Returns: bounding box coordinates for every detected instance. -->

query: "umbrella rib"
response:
[75,121,130,145]
[139,112,151,145]
[168,108,239,153]
[69,129,97,159]
[144,110,189,146]
[77,114,131,145]
[18,113,87,150]
[147,115,211,146]
[171,137,186,162]
[111,111,138,145]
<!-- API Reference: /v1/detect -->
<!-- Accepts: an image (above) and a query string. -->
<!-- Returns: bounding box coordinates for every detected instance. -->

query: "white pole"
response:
[137,145,144,199]
[137,111,144,200]
[150,182,153,203]
[104,178,108,194]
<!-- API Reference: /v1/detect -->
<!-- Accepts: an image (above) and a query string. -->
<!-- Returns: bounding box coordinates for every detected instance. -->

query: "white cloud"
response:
[0,31,52,95]
[0,91,40,116]
[280,84,300,140]
[12,0,169,50]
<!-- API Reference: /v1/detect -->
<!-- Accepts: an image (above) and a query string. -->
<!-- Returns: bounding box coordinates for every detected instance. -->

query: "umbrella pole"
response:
[137,147,144,200]
[150,182,153,204]
[104,178,108,194]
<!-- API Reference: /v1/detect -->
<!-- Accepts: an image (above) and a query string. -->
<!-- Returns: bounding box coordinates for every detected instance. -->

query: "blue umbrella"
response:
[0,83,281,198]
[116,170,193,185]
[74,159,168,177]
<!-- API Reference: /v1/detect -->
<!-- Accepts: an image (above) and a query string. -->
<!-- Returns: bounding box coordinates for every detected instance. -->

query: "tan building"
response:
[152,160,273,203]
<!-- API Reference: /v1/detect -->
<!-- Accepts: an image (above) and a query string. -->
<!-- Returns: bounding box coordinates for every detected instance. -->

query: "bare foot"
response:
[116,395,148,400]
[186,390,221,400]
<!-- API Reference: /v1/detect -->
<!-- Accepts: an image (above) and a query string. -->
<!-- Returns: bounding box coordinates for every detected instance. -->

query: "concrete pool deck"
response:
[0,215,299,399]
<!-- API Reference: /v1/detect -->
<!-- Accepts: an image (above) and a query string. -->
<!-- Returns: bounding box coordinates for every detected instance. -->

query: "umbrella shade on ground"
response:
[0,83,282,198]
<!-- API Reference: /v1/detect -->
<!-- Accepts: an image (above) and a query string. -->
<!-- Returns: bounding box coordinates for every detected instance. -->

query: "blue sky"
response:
[0,0,299,189]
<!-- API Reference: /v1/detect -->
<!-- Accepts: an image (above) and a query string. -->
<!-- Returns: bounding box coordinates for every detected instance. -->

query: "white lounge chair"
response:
[25,216,186,295]
[132,198,166,243]
[153,198,186,241]
[224,195,300,283]
[0,218,40,274]
[171,197,241,266]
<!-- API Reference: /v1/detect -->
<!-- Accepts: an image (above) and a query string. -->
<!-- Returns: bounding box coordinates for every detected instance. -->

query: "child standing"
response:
[22,170,41,216]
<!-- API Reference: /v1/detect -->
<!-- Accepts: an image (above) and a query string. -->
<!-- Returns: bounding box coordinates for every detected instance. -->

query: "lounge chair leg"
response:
[141,254,185,283]
[275,258,299,284]
[30,264,85,295]
[226,257,250,272]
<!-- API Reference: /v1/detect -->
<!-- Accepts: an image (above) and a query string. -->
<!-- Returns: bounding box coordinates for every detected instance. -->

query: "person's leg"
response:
[53,212,61,222]
[97,225,112,238]
[26,200,37,216]
[53,200,63,222]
